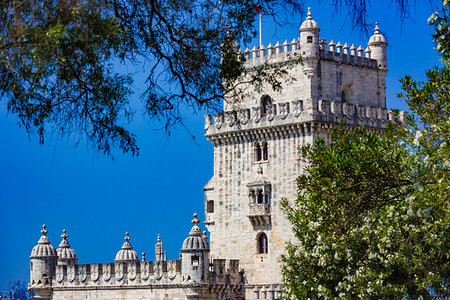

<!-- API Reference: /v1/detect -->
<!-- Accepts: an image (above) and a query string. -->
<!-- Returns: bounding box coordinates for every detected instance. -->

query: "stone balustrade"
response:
[247,203,271,227]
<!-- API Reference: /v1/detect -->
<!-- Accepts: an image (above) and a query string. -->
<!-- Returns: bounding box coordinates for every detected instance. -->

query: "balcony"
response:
[247,203,271,226]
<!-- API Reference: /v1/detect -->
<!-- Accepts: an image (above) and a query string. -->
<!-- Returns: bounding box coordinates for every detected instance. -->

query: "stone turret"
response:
[155,234,164,261]
[368,22,388,68]
[56,229,77,266]
[114,232,139,263]
[299,7,320,57]
[29,225,58,300]
[181,213,210,283]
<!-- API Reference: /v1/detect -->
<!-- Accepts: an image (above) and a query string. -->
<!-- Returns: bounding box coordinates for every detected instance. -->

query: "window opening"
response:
[191,255,199,266]
[258,233,268,254]
[254,142,262,162]
[257,190,264,204]
[207,200,214,213]
[262,142,268,161]
[261,96,272,117]
[307,36,313,43]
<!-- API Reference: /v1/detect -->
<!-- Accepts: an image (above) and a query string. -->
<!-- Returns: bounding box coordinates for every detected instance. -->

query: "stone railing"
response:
[204,99,407,140]
[247,203,271,227]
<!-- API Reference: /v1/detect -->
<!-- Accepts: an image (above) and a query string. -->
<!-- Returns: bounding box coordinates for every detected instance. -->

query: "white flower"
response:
[427,12,438,24]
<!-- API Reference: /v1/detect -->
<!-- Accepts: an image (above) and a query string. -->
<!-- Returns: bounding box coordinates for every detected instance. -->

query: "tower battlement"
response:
[48,259,240,289]
[242,39,378,69]
[205,99,406,145]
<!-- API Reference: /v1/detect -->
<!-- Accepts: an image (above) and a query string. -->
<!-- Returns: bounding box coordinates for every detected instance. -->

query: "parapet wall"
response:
[51,259,240,288]
[204,98,407,140]
[241,38,377,69]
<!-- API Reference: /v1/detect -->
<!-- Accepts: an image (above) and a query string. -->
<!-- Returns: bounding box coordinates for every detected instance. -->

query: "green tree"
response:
[281,2,449,299]
[0,0,416,156]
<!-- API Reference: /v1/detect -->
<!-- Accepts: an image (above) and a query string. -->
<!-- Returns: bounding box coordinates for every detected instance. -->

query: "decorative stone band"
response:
[205,99,407,146]
[51,259,241,288]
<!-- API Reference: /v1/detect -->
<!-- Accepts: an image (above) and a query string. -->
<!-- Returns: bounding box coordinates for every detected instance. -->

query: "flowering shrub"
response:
[281,2,449,298]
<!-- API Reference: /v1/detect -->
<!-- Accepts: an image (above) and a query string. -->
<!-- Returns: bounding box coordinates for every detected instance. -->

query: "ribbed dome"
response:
[299,8,319,31]
[57,229,77,259]
[115,232,139,262]
[181,213,210,252]
[30,225,57,258]
[368,22,387,44]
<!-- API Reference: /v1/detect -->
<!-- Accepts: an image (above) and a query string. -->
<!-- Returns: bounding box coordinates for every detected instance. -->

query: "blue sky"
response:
[0,1,442,289]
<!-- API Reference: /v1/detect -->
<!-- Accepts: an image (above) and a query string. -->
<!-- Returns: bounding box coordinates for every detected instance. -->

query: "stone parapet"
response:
[204,99,406,145]
[51,259,241,289]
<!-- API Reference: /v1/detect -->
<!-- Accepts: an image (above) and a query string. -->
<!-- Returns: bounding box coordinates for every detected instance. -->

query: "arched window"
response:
[261,95,272,117]
[307,36,313,43]
[262,141,268,161]
[257,189,264,204]
[258,233,268,254]
[249,190,256,204]
[254,142,262,162]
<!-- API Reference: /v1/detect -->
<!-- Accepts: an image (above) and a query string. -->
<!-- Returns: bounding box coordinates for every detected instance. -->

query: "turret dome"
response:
[181,213,209,252]
[299,7,319,31]
[56,229,77,260]
[115,232,139,262]
[368,22,387,44]
[30,225,57,258]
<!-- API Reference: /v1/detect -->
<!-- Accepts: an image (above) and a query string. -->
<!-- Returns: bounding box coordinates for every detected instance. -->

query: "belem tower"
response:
[28,8,405,300]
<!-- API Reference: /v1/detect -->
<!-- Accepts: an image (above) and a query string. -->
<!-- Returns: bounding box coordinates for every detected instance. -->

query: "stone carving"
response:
[204,114,212,130]
[226,111,236,127]
[91,264,99,282]
[292,100,303,117]
[252,107,261,123]
[279,103,289,119]
[79,265,87,282]
[116,263,124,281]
[343,103,354,120]
[67,265,75,282]
[56,268,64,283]
[214,113,223,129]
[267,104,275,121]
[103,264,111,281]
[248,203,270,216]
[239,109,249,125]
[129,263,137,280]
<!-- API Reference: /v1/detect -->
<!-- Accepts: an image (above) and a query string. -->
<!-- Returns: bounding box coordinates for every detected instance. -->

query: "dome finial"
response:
[307,7,312,19]
[157,234,161,243]
[115,232,139,262]
[192,213,200,225]
[41,224,48,236]
[61,229,68,240]
[374,22,380,34]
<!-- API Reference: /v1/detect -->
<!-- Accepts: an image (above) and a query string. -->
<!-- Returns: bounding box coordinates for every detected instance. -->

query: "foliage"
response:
[281,2,449,299]
[0,0,420,155]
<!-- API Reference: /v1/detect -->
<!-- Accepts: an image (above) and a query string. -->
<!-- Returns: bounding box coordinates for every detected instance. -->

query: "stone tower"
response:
[29,225,58,300]
[181,213,210,283]
[204,9,393,299]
